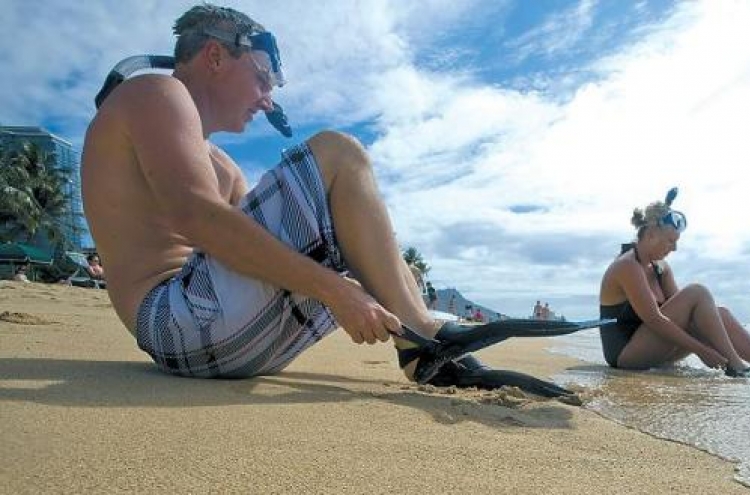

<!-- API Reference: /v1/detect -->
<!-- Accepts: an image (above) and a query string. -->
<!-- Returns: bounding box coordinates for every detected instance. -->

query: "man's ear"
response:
[203,39,225,72]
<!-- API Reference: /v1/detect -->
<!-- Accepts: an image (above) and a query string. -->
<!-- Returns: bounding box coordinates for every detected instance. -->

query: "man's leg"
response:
[308,131,440,341]
[305,131,596,390]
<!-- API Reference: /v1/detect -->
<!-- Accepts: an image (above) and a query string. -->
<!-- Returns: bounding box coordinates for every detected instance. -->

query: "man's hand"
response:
[326,277,402,345]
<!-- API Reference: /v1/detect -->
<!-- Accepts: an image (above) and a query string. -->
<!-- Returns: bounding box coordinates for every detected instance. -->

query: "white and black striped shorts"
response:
[136,143,346,377]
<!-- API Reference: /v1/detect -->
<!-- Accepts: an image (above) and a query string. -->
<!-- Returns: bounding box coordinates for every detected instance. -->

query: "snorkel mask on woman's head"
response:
[659,187,688,233]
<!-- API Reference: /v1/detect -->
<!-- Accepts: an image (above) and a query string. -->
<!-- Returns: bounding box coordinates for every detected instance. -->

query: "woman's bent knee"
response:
[682,282,712,301]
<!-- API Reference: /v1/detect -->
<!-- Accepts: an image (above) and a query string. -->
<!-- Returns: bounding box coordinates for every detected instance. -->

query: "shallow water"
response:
[551,330,750,487]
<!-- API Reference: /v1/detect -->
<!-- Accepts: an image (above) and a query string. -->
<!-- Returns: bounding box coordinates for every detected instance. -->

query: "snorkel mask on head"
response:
[659,187,687,233]
[201,27,286,88]
[93,31,292,137]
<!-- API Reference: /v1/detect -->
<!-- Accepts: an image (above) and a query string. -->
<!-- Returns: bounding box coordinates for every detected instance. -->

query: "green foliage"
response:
[402,246,430,275]
[0,141,81,249]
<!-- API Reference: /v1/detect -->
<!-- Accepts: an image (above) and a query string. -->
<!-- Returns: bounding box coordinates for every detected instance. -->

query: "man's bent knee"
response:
[307,130,371,188]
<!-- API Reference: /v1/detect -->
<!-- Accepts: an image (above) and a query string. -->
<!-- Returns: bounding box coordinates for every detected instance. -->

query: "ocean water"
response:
[550,329,750,487]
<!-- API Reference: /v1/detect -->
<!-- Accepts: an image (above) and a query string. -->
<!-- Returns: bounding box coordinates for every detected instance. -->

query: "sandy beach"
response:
[0,281,746,494]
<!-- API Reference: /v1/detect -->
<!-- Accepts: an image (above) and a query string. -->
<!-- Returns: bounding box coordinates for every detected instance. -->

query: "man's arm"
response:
[117,75,398,343]
[208,144,250,204]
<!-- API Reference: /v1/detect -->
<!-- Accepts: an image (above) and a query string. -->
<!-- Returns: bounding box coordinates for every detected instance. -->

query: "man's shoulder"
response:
[86,75,177,141]
[119,73,184,95]
[99,74,191,120]
[208,142,234,163]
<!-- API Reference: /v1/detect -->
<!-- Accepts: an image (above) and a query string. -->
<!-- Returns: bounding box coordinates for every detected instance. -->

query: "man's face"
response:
[200,28,285,133]
[215,47,274,132]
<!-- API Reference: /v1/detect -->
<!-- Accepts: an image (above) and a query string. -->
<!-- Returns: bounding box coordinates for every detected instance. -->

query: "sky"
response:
[2,0,749,320]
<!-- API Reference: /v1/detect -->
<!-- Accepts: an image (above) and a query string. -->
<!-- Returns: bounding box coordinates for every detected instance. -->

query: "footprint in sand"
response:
[0,311,52,325]
[363,360,389,367]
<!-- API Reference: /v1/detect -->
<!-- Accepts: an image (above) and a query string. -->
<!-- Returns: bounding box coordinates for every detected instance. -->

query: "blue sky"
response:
[2,0,749,321]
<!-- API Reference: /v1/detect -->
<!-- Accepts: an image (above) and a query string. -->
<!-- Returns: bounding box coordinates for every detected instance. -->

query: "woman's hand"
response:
[696,346,728,369]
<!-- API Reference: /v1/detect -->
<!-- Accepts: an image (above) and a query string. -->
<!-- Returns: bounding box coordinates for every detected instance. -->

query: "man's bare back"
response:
[81,74,246,334]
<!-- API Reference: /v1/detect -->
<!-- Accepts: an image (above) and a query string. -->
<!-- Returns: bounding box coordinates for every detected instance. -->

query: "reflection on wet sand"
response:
[555,332,750,487]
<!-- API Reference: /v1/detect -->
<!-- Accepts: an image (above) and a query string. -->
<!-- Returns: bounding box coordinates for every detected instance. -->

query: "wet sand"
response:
[1,281,746,493]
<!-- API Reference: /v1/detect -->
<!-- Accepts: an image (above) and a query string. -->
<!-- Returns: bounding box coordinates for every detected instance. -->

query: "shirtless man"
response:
[81,3,442,378]
[81,4,576,390]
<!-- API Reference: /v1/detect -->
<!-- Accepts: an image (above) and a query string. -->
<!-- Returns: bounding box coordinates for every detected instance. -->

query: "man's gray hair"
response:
[173,3,266,63]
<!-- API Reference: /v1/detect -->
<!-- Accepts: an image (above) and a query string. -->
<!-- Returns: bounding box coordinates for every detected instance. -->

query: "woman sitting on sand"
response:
[599,188,750,377]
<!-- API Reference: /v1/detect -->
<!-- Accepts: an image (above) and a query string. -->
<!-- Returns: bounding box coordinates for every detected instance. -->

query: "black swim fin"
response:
[725,366,750,378]
[398,318,613,384]
[426,354,576,399]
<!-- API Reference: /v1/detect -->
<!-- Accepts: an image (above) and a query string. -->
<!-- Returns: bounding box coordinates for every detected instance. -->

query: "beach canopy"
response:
[0,242,54,265]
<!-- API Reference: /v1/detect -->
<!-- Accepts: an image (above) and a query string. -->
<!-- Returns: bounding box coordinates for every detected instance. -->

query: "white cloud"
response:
[366,0,750,320]
[1,0,748,321]
[503,0,598,63]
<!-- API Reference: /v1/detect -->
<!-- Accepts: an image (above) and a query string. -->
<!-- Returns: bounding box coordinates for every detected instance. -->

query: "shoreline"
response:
[1,281,747,493]
[547,334,750,489]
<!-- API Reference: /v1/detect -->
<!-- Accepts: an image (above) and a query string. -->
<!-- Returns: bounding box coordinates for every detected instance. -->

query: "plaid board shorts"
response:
[135,143,346,378]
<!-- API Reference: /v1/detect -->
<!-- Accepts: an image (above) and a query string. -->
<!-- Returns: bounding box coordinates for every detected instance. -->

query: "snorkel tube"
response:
[94,54,293,138]
[660,187,687,232]
[664,187,679,208]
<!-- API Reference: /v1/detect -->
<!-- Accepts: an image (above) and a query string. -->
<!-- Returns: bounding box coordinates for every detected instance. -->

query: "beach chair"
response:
[67,267,106,289]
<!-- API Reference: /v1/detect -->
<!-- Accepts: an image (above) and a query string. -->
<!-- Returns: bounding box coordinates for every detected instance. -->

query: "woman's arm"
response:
[658,261,679,299]
[616,259,710,355]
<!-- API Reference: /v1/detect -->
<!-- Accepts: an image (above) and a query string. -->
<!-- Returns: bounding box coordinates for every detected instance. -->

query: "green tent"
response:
[0,242,54,265]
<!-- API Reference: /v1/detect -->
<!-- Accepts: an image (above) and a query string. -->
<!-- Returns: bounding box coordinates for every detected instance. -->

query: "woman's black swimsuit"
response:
[599,246,664,368]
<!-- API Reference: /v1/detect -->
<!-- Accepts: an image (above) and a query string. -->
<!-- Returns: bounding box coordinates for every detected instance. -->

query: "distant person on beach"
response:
[542,302,551,320]
[81,3,506,383]
[13,263,30,283]
[86,254,105,281]
[474,308,484,323]
[426,282,437,310]
[599,189,750,377]
[533,300,543,319]
[448,294,456,316]
[464,304,473,321]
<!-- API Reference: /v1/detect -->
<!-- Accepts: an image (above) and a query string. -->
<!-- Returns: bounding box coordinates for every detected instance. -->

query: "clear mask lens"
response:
[662,210,687,232]
[201,27,286,87]
[250,50,282,88]
[247,31,285,87]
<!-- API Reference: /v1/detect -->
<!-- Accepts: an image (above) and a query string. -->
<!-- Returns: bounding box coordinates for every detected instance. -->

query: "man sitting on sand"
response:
[82,4,590,393]
[82,3,460,380]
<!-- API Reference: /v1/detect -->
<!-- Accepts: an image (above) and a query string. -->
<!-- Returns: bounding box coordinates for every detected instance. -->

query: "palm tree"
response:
[0,142,81,248]
[0,143,37,242]
[402,246,430,275]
